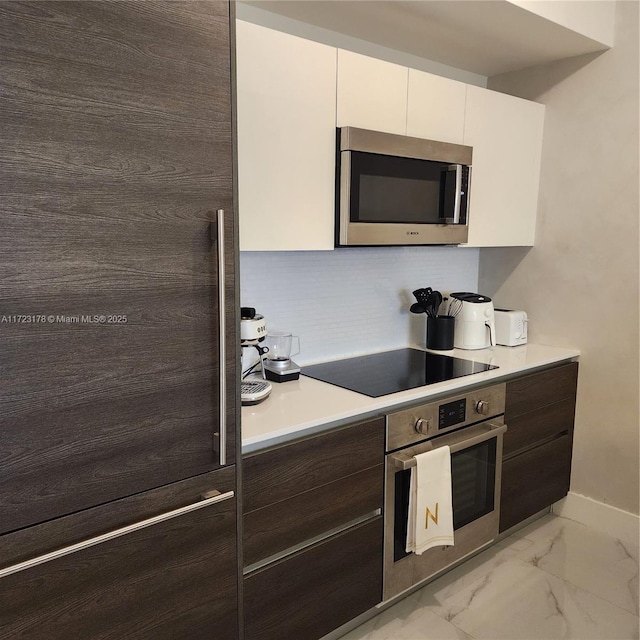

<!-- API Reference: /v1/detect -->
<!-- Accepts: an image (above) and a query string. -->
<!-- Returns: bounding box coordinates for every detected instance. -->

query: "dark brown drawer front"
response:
[0,474,238,640]
[503,397,576,458]
[506,362,578,420]
[244,518,383,640]
[243,418,384,513]
[244,464,383,567]
[0,467,235,569]
[500,434,572,533]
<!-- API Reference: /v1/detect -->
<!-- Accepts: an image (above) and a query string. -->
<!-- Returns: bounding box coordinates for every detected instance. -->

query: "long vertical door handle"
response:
[217,209,227,466]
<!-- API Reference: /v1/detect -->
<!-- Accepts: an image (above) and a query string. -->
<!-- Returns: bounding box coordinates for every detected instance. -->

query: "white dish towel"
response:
[406,446,454,555]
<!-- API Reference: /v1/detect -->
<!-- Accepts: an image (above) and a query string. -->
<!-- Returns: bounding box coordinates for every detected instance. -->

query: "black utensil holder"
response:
[426,315,455,350]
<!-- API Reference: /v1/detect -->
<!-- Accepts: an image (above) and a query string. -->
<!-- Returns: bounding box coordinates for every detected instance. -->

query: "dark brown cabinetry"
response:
[500,362,578,532]
[0,0,236,535]
[0,2,239,637]
[0,468,237,640]
[245,519,383,640]
[243,418,385,640]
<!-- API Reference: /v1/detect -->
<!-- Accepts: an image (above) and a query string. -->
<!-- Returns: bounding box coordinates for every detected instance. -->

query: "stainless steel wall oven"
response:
[384,383,507,601]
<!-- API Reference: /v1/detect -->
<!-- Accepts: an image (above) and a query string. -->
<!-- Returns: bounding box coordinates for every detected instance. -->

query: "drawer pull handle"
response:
[243,508,382,575]
[0,490,234,580]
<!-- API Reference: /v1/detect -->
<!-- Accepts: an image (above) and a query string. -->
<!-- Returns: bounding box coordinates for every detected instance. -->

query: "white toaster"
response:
[494,309,528,346]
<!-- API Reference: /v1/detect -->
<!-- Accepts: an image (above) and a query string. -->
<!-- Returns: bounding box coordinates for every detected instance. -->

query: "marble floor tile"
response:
[339,597,472,640]
[434,558,639,640]
[338,593,421,640]
[409,533,534,607]
[511,516,639,615]
[339,515,640,640]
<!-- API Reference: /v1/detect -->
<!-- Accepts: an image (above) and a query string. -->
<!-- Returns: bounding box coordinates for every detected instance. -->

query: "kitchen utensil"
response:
[411,288,444,318]
[430,291,443,318]
[412,288,432,308]
[445,297,463,317]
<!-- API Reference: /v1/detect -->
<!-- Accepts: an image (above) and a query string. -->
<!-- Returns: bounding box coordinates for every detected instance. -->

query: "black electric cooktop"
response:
[302,348,498,398]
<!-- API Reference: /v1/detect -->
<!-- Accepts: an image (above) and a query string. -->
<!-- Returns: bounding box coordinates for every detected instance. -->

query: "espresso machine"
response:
[240,307,272,405]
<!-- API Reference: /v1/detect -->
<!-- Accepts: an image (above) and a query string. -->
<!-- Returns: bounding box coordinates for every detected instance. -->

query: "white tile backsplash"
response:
[240,247,479,365]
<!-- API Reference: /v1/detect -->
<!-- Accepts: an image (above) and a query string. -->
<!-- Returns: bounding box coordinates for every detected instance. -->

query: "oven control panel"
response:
[438,398,466,429]
[386,382,506,451]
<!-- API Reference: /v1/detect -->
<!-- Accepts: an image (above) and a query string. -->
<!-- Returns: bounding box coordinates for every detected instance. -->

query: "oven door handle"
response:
[390,421,507,470]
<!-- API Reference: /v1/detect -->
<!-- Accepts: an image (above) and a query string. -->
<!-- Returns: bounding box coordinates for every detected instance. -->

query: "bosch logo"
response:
[406,231,420,236]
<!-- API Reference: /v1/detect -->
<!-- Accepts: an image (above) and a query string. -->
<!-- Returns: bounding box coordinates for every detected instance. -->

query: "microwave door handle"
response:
[441,164,462,224]
[450,164,462,224]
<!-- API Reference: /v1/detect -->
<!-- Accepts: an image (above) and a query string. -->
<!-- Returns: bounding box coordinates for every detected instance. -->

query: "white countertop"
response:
[241,343,580,453]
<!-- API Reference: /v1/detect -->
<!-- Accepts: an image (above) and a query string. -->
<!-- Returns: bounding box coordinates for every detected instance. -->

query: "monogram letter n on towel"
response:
[406,446,454,555]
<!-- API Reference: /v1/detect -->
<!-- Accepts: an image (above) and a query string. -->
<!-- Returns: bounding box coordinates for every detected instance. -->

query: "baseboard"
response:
[553,492,640,547]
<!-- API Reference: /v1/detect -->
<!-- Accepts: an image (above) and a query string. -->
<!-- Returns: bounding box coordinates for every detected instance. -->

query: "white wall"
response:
[240,247,479,365]
[480,1,639,515]
[508,0,615,46]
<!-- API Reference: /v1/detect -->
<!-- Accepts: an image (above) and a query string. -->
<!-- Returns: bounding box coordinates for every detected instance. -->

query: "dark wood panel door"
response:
[244,464,383,567]
[244,518,383,640]
[502,396,576,457]
[500,434,573,532]
[0,1,237,534]
[0,467,238,640]
[243,418,384,512]
[505,362,578,420]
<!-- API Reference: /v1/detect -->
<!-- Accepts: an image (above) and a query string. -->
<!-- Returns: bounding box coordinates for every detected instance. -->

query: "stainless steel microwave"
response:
[336,127,472,246]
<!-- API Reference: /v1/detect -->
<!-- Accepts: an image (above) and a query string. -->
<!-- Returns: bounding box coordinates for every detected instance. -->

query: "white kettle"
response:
[451,292,496,350]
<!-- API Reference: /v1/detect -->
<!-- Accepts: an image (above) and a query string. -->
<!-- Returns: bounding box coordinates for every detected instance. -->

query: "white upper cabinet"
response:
[236,21,546,251]
[336,50,408,135]
[463,85,545,247]
[236,21,337,251]
[406,70,466,144]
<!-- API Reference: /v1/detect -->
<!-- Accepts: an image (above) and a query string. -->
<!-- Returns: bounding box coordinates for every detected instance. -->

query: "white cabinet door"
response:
[406,69,466,144]
[463,85,545,247]
[236,21,337,251]
[336,49,408,135]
